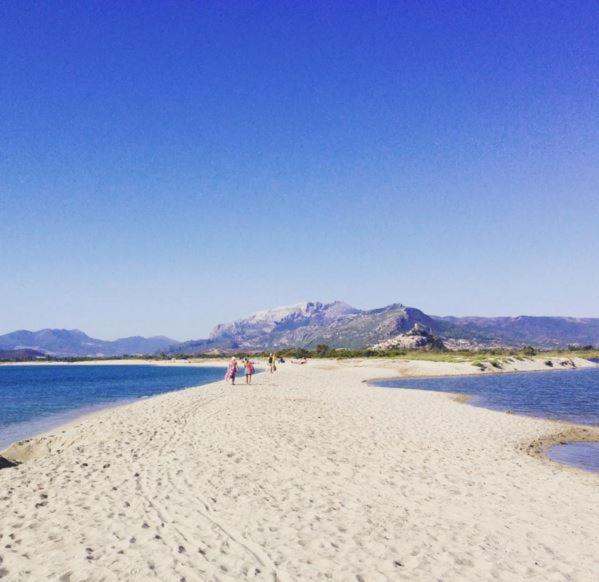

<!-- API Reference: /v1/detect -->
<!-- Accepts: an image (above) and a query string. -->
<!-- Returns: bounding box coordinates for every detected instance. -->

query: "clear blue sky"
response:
[1,1,598,340]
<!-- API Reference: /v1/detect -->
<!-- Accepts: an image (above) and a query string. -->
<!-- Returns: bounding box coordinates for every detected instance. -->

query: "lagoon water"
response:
[547,442,599,472]
[0,365,225,450]
[376,360,599,472]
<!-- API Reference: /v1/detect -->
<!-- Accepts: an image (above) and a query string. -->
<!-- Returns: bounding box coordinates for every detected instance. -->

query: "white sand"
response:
[1,358,598,581]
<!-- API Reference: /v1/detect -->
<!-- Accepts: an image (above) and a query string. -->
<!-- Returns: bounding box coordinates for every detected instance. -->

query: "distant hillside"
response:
[433,315,599,348]
[4,303,598,357]
[0,329,180,357]
[169,301,599,354]
[0,348,47,361]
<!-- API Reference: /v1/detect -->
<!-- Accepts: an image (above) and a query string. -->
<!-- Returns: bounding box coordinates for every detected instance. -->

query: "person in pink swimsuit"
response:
[224,357,238,385]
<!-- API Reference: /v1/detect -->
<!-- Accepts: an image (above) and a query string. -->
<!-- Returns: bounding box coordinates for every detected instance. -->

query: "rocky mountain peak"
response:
[209,301,361,340]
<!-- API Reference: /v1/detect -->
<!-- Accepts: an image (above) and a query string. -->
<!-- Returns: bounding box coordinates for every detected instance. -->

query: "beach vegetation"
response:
[315,344,332,356]
[3,346,599,365]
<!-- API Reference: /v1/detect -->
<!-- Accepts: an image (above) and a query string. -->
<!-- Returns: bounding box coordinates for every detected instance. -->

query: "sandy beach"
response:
[1,358,599,581]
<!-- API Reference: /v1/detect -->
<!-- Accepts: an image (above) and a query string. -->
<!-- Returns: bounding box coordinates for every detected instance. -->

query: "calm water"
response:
[547,442,599,472]
[375,360,599,472]
[0,365,225,450]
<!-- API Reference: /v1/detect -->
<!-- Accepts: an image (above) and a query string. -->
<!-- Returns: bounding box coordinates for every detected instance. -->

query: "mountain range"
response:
[2,301,598,357]
[0,329,179,357]
[170,301,599,354]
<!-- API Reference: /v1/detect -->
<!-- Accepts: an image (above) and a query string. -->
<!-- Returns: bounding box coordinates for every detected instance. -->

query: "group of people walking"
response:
[224,353,278,385]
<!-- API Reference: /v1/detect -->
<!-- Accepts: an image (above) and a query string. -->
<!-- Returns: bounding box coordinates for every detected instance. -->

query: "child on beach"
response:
[268,353,277,373]
[224,357,238,385]
[244,358,255,384]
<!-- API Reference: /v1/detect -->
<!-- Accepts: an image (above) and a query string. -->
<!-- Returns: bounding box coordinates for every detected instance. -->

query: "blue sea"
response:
[375,360,599,472]
[0,364,225,451]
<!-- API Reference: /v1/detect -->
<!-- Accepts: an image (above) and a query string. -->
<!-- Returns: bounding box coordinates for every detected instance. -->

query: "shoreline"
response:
[0,397,140,453]
[520,424,599,471]
[0,358,231,367]
[0,361,232,461]
[366,358,599,473]
[1,358,599,579]
[2,356,597,464]
[364,358,598,384]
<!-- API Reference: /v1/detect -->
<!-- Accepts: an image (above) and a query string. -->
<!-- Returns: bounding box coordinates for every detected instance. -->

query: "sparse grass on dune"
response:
[385,351,471,363]
[379,349,599,364]
[541,349,599,360]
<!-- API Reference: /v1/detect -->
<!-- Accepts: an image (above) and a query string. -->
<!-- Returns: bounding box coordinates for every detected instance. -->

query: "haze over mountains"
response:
[0,329,179,358]
[2,301,598,357]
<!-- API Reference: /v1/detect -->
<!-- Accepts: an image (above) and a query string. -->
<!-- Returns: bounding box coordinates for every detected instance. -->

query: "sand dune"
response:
[1,359,598,581]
